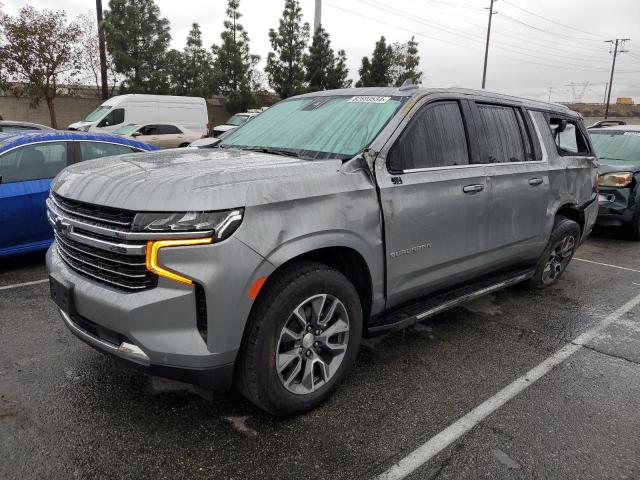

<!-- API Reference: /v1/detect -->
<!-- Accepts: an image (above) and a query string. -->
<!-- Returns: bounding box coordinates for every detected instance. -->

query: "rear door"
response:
[155,124,184,147]
[376,98,491,307]
[471,102,550,267]
[0,141,70,254]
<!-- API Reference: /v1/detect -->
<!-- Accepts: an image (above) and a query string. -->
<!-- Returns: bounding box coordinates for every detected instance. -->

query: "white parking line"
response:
[573,258,640,274]
[374,291,640,480]
[0,278,48,291]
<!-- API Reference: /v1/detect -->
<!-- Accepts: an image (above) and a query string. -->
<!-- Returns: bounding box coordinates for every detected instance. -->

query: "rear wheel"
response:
[235,261,362,416]
[529,216,580,288]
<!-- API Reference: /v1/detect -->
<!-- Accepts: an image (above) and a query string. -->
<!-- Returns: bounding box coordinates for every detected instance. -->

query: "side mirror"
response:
[131,132,141,137]
[555,119,567,134]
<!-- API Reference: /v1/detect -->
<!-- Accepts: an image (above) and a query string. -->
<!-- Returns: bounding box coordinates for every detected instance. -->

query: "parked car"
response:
[588,125,640,239]
[113,123,202,148]
[68,94,209,136]
[0,120,54,132]
[46,87,598,416]
[211,109,264,137]
[0,131,159,258]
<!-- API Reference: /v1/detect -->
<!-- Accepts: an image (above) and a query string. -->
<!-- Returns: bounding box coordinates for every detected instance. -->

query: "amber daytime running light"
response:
[141,209,244,284]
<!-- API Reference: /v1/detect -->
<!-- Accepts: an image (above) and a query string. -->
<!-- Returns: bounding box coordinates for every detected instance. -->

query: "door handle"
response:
[528,178,544,186]
[463,184,485,194]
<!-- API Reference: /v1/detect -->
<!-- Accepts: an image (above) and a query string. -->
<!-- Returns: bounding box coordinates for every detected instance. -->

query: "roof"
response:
[294,86,574,115]
[589,125,640,133]
[0,130,160,152]
[0,120,54,130]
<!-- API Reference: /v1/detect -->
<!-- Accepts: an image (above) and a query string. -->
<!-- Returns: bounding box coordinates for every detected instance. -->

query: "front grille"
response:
[48,194,156,292]
[52,192,134,229]
[48,193,212,293]
[56,233,156,291]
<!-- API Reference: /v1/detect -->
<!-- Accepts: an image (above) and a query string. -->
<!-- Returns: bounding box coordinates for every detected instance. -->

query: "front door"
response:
[376,99,491,307]
[0,141,70,255]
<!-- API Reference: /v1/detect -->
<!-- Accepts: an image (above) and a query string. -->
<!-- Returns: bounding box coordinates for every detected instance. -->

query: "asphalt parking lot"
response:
[1,230,639,480]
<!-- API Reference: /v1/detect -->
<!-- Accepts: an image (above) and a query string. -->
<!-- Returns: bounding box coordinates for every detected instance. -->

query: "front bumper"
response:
[596,186,637,227]
[46,236,273,390]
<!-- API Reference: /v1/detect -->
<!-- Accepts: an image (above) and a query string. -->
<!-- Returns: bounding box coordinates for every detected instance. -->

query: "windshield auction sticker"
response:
[347,96,391,103]
[623,132,640,136]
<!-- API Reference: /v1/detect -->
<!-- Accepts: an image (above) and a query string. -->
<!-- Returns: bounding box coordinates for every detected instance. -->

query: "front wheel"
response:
[529,216,580,288]
[624,207,640,241]
[235,261,362,416]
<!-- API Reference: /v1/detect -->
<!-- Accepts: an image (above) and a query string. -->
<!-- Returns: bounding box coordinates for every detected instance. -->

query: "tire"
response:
[235,261,362,416]
[529,216,580,289]
[178,142,190,148]
[624,207,640,241]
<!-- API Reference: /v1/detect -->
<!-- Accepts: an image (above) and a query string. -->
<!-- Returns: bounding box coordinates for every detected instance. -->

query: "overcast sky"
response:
[3,0,639,102]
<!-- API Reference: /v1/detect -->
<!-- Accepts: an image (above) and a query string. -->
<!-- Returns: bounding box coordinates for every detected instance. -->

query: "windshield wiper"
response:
[238,146,302,158]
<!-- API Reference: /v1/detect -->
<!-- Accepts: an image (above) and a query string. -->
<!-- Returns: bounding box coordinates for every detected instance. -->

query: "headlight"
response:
[132,209,244,240]
[139,209,244,285]
[598,172,633,188]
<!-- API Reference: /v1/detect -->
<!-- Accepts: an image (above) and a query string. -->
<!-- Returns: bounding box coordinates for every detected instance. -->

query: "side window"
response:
[388,101,469,172]
[0,142,68,183]
[140,125,158,135]
[549,118,592,156]
[476,104,526,163]
[97,108,125,128]
[156,124,181,135]
[79,142,134,161]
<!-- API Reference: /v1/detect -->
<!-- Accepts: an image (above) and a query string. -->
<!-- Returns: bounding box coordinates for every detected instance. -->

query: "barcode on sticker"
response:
[347,96,391,104]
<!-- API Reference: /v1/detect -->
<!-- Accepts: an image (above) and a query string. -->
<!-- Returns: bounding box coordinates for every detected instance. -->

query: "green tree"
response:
[265,0,310,98]
[169,23,213,97]
[391,36,422,86]
[212,0,260,111]
[304,27,351,92]
[103,0,171,94]
[0,6,82,128]
[328,49,351,89]
[356,36,393,87]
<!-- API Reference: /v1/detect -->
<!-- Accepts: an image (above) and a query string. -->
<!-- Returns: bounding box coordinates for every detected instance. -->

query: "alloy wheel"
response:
[276,294,350,395]
[542,234,576,284]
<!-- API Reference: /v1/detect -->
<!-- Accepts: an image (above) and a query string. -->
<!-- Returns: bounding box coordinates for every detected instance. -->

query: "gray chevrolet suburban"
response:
[46,87,598,416]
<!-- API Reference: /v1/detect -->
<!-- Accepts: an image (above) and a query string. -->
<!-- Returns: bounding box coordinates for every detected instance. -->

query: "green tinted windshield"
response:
[219,95,404,159]
[114,123,139,135]
[84,106,112,122]
[590,131,640,163]
[226,115,250,126]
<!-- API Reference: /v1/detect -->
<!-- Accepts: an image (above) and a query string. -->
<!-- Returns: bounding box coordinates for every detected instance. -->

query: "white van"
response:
[68,94,209,135]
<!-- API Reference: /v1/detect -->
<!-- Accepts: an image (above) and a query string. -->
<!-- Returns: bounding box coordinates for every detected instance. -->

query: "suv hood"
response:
[52,148,344,211]
[599,160,640,174]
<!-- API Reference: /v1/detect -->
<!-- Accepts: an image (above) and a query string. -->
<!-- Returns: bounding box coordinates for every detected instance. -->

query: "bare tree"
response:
[77,12,121,97]
[0,6,82,128]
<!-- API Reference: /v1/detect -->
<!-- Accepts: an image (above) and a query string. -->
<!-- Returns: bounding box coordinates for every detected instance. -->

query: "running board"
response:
[367,269,534,333]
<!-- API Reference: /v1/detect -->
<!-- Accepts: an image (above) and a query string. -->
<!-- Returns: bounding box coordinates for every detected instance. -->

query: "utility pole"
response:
[314,0,322,33]
[547,87,553,102]
[481,0,496,89]
[604,38,629,119]
[96,0,108,99]
[603,82,608,105]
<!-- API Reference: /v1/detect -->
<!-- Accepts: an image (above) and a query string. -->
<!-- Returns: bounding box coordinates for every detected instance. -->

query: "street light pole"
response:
[96,0,109,99]
[481,0,495,89]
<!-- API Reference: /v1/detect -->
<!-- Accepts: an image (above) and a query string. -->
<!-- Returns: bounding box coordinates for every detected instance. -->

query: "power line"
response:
[355,0,617,71]
[500,0,608,40]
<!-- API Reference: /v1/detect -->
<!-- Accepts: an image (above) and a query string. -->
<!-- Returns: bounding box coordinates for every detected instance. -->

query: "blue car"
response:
[0,131,159,258]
